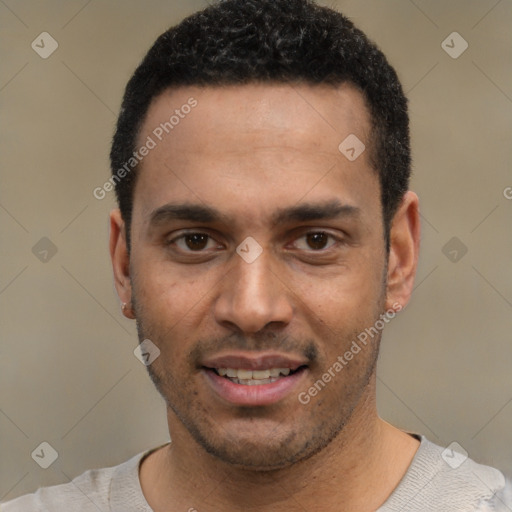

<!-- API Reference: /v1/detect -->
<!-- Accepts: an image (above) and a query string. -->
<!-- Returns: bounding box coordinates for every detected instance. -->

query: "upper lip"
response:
[201,352,308,371]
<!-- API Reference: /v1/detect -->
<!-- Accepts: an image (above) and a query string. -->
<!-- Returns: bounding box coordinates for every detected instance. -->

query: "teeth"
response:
[216,368,292,380]
[252,370,270,379]
[237,369,253,380]
[232,377,276,385]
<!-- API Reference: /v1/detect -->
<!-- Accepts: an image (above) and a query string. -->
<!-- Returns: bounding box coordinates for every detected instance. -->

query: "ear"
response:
[109,209,135,319]
[385,191,420,311]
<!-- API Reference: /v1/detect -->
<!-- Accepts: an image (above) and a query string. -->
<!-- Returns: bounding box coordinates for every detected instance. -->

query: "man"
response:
[2,0,511,510]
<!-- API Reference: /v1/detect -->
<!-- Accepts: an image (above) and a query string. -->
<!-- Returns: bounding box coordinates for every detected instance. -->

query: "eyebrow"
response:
[149,203,229,225]
[148,199,360,227]
[272,200,359,224]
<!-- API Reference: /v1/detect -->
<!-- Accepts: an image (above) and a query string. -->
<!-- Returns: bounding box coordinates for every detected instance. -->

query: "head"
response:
[110,0,411,249]
[110,0,419,470]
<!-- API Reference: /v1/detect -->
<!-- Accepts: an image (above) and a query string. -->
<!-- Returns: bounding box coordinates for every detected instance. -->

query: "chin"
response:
[205,441,308,471]
[187,415,342,471]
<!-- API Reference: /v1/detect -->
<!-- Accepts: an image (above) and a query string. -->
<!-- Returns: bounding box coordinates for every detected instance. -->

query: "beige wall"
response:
[1,0,511,499]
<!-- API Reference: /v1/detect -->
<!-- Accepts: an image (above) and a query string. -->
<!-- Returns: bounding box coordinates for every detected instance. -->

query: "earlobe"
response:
[109,209,136,319]
[385,191,420,311]
[121,301,135,319]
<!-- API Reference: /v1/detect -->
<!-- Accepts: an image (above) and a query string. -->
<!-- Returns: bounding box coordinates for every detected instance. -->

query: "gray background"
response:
[1,0,511,500]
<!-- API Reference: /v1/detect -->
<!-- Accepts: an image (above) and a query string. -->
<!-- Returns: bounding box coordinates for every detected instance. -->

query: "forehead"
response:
[132,83,378,229]
[140,82,370,152]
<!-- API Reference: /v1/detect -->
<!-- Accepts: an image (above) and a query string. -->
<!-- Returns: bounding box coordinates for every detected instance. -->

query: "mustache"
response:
[188,332,319,367]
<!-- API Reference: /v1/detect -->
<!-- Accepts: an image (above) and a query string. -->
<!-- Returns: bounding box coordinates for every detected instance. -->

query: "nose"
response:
[213,248,294,334]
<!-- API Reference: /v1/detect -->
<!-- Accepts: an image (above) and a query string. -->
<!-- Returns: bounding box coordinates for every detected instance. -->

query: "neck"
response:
[140,374,419,511]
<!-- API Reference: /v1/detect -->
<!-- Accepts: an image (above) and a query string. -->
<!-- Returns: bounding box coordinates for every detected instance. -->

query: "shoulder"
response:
[0,450,150,512]
[0,466,115,512]
[478,476,512,511]
[381,436,512,511]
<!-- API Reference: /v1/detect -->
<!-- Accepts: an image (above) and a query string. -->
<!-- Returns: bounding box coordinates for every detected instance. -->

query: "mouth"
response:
[208,366,305,385]
[201,352,309,406]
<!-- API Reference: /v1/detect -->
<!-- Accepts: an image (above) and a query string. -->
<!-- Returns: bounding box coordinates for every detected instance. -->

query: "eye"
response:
[170,232,219,252]
[293,231,337,251]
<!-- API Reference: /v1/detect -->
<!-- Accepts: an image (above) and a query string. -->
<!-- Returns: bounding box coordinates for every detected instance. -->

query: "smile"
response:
[214,367,293,385]
[202,366,308,406]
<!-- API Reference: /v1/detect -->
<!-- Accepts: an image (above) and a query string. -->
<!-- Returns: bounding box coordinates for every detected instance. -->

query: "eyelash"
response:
[166,230,342,254]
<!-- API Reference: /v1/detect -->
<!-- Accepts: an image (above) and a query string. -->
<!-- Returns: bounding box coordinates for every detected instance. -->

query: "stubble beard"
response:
[132,290,383,471]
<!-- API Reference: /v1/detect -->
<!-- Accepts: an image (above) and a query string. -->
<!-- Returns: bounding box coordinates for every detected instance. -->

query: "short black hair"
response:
[110,0,410,249]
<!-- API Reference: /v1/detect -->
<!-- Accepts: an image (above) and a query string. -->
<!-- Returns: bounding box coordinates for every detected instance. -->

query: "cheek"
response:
[133,258,217,346]
[142,277,202,333]
[290,261,384,318]
[134,249,197,309]
[289,267,385,362]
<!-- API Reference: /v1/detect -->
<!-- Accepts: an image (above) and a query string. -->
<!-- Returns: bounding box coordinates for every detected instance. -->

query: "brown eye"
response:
[306,232,329,250]
[294,231,337,251]
[184,233,209,251]
[170,232,217,252]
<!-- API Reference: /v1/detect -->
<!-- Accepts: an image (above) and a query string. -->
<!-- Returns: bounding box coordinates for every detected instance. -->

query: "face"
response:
[111,83,413,470]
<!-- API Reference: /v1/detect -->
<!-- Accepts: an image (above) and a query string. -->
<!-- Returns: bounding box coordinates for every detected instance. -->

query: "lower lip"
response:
[202,368,307,406]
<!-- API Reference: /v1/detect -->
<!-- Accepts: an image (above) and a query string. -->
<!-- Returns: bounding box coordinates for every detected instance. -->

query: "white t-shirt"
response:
[2,436,511,511]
